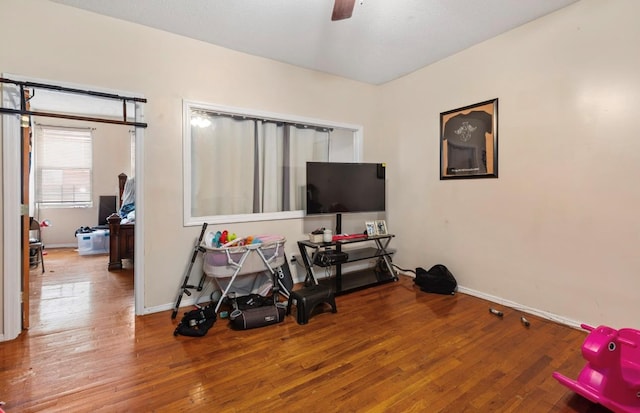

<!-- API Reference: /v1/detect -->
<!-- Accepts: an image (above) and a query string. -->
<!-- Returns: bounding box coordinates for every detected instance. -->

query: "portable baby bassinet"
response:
[202,235,286,313]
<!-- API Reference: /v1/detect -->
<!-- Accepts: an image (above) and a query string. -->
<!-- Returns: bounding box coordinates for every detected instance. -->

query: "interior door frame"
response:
[2,83,22,339]
[2,73,146,341]
[21,90,31,330]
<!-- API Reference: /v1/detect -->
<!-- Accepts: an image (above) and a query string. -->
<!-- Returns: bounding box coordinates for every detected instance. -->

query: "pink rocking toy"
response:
[553,324,640,413]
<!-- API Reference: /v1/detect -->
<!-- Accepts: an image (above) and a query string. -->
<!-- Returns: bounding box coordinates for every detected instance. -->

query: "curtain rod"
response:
[0,107,147,128]
[196,111,334,132]
[0,77,146,103]
[0,77,148,127]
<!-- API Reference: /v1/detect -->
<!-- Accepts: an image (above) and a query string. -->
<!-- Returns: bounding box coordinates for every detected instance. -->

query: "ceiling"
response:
[50,0,578,85]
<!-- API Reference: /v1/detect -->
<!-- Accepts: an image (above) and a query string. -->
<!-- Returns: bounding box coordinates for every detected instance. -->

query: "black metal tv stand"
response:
[297,234,398,295]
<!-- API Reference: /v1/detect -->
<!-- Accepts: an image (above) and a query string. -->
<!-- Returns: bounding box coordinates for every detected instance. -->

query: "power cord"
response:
[392,263,415,275]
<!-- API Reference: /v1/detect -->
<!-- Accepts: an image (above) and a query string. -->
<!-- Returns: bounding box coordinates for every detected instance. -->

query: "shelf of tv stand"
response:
[309,246,395,267]
[297,234,398,295]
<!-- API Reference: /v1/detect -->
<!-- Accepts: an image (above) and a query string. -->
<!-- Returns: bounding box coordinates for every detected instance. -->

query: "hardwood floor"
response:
[0,248,608,412]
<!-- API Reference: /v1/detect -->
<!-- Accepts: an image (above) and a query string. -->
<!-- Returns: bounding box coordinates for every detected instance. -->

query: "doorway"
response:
[2,74,146,341]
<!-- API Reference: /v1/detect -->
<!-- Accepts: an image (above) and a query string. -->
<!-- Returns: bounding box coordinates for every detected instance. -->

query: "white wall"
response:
[379,0,640,328]
[0,0,379,328]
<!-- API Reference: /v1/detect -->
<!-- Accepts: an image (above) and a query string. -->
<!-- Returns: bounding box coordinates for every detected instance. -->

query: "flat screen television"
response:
[306,162,386,229]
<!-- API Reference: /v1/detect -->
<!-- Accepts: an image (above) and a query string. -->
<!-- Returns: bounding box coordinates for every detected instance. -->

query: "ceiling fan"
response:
[332,0,356,21]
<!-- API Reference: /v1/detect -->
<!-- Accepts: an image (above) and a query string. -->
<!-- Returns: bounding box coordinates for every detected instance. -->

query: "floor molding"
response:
[457,286,583,329]
[151,271,585,331]
[398,271,583,329]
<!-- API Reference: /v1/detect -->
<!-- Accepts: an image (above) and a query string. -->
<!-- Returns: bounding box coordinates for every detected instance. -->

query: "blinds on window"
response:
[35,126,93,206]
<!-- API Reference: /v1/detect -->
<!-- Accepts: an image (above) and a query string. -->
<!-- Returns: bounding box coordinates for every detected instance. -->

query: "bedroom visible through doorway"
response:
[1,74,146,341]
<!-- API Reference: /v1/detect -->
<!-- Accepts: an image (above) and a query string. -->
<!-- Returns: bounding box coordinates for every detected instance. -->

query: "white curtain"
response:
[288,127,329,211]
[257,121,284,213]
[191,116,254,216]
[190,111,342,217]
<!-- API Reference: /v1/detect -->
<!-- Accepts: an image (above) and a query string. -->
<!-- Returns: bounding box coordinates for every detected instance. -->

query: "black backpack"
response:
[173,304,217,337]
[414,264,457,295]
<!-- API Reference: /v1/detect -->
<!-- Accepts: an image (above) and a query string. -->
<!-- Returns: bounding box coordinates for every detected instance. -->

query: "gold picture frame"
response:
[375,220,387,236]
[440,98,498,179]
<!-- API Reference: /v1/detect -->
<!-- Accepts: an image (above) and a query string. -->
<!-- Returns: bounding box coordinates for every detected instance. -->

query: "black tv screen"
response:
[306,162,386,215]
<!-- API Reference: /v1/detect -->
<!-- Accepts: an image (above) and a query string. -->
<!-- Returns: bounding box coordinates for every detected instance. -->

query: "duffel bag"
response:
[414,264,457,295]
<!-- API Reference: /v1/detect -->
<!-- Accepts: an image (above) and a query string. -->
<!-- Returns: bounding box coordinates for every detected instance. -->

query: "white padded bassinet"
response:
[202,235,286,312]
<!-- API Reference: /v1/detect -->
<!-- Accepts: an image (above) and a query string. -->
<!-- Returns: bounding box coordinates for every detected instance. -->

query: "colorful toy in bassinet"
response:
[229,235,264,247]
[208,230,238,248]
[207,230,270,248]
[552,324,640,413]
[211,231,222,247]
[245,236,263,245]
[219,230,229,245]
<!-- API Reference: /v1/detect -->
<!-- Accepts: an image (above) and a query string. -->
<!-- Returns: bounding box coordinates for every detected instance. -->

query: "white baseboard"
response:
[147,272,584,330]
[145,282,217,315]
[399,272,583,329]
[456,286,583,329]
[45,243,78,249]
[144,302,177,315]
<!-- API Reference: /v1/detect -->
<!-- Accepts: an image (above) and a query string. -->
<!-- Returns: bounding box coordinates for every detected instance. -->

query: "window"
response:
[183,101,362,225]
[34,126,93,208]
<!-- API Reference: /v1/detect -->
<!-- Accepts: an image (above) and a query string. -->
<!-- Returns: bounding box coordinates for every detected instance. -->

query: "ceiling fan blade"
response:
[332,0,356,21]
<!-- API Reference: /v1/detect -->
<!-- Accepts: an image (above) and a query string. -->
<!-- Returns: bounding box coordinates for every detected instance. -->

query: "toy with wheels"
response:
[553,324,640,413]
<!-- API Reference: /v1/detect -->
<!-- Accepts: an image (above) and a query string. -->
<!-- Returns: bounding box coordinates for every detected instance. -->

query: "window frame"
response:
[183,100,363,226]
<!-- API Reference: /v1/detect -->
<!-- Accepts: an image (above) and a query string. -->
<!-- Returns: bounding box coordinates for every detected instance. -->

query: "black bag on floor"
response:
[173,305,217,337]
[229,304,286,330]
[414,264,457,295]
[233,293,269,310]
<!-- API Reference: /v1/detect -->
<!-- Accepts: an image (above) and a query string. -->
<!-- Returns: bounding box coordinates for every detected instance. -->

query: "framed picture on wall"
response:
[375,220,387,236]
[440,98,498,180]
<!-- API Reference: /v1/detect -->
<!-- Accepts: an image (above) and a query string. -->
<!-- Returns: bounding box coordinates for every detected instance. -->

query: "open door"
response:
[21,89,31,329]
